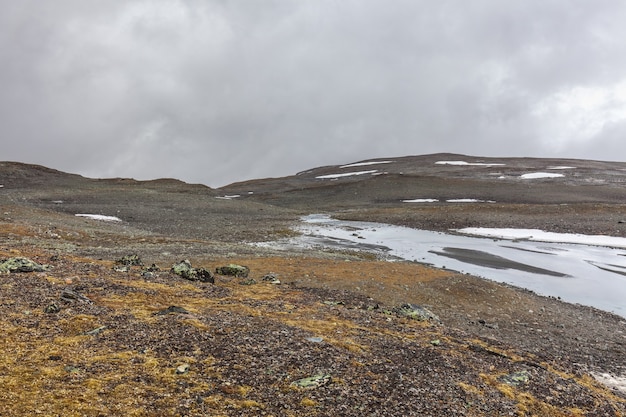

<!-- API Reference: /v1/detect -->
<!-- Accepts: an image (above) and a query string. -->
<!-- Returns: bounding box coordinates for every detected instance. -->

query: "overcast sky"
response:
[2,1,626,187]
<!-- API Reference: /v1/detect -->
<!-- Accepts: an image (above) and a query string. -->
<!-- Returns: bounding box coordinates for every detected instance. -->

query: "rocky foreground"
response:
[1,156,626,415]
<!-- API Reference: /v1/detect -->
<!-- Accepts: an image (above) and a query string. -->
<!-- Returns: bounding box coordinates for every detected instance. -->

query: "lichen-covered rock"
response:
[215,264,250,278]
[0,257,47,273]
[115,254,143,266]
[290,373,331,389]
[154,306,191,316]
[170,260,214,283]
[499,370,530,386]
[392,303,440,322]
[261,273,281,284]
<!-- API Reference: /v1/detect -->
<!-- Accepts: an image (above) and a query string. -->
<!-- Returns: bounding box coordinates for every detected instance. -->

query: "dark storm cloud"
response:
[2,1,626,187]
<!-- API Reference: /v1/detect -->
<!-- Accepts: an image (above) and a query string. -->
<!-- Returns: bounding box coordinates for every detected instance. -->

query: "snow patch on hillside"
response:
[316,170,378,179]
[447,199,496,203]
[75,214,122,222]
[520,172,564,179]
[403,198,439,203]
[340,161,394,168]
[435,160,505,167]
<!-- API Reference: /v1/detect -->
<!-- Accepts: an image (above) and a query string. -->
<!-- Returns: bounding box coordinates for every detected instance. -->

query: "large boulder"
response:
[170,260,214,283]
[215,264,250,278]
[0,257,47,273]
[392,303,440,322]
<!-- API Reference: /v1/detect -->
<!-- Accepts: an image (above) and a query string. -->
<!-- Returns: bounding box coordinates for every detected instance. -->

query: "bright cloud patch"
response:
[75,214,122,222]
[340,161,394,168]
[520,172,564,179]
[435,161,505,167]
[532,81,626,152]
[316,170,377,179]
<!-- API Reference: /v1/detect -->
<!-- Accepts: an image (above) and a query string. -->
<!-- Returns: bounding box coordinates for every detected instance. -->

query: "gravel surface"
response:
[1,156,626,415]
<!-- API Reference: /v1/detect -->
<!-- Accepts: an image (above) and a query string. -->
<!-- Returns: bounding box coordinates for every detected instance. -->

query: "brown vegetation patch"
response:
[1,245,625,416]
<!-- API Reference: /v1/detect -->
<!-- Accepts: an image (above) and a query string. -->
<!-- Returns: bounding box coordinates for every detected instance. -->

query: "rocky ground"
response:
[1,156,626,416]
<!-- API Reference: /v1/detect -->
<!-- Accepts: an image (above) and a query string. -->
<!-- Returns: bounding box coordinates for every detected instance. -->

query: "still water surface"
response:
[266,214,626,318]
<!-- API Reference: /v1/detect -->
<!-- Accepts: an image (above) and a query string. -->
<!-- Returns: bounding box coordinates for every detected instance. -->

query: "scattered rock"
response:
[239,277,257,285]
[144,263,160,272]
[262,273,281,284]
[64,365,81,374]
[113,265,131,272]
[170,260,215,283]
[154,305,191,316]
[215,264,250,278]
[499,370,530,386]
[322,300,345,306]
[392,303,440,322]
[478,319,499,329]
[60,288,93,304]
[0,257,47,273]
[141,264,161,278]
[44,303,60,314]
[305,337,324,343]
[290,373,331,389]
[176,364,190,374]
[83,326,107,336]
[116,254,143,266]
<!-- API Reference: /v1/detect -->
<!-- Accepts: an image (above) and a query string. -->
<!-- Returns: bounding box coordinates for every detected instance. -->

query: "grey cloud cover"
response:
[2,1,626,187]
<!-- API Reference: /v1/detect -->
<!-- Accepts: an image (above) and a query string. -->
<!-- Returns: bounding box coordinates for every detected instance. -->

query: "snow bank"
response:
[457,227,626,249]
[520,172,564,179]
[75,214,122,222]
[316,170,377,179]
[340,161,393,168]
[403,198,439,203]
[446,199,495,203]
[435,161,505,167]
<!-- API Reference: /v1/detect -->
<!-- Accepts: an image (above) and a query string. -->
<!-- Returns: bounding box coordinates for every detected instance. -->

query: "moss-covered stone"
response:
[499,370,530,386]
[215,264,250,278]
[0,257,47,273]
[392,303,440,322]
[170,260,214,283]
[290,373,331,389]
[115,254,143,266]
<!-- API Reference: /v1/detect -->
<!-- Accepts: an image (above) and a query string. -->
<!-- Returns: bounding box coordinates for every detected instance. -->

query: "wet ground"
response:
[261,214,626,317]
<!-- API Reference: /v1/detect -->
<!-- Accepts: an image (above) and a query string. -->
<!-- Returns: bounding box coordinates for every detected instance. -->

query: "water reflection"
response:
[267,214,626,318]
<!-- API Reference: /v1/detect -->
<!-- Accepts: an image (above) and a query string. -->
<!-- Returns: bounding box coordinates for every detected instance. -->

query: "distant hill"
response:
[2,154,626,239]
[219,153,626,210]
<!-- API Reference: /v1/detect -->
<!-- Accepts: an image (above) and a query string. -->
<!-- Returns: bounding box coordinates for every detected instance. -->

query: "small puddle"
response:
[259,214,626,318]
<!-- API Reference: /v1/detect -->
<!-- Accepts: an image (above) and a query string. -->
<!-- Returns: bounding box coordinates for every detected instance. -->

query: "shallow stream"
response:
[262,214,626,318]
